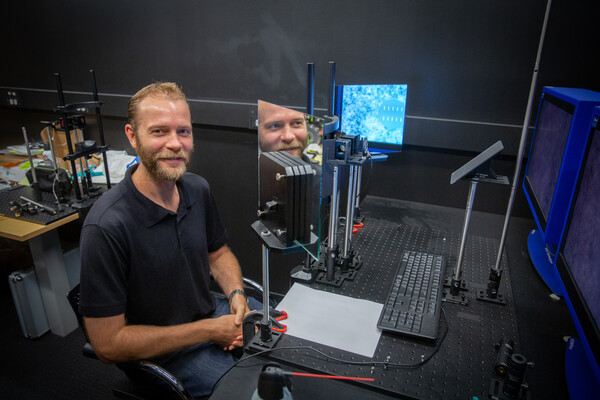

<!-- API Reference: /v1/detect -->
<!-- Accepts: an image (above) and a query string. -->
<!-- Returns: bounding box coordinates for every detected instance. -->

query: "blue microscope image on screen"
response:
[340,84,407,145]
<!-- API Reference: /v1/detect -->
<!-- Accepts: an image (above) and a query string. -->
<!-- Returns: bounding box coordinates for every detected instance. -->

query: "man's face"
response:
[126,96,193,181]
[258,101,308,159]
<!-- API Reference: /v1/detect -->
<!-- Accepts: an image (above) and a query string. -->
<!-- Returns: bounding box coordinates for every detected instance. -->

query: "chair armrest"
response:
[82,342,98,359]
[82,341,190,399]
[121,360,192,400]
[242,277,263,296]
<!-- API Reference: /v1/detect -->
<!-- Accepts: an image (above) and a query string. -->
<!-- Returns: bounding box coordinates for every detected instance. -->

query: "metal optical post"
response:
[55,73,82,202]
[45,126,59,172]
[326,60,340,282]
[342,165,357,262]
[341,162,362,271]
[44,125,65,209]
[487,0,553,303]
[316,135,368,286]
[456,180,478,277]
[354,162,364,223]
[307,62,314,116]
[260,242,272,342]
[328,61,335,117]
[244,222,305,353]
[326,165,340,281]
[91,70,111,190]
[447,180,477,304]
[22,127,42,202]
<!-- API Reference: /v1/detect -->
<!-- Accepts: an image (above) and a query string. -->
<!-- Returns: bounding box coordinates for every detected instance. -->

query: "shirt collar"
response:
[120,164,195,228]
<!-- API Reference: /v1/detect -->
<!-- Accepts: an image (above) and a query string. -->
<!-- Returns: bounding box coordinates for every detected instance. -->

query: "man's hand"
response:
[209,314,245,351]
[229,293,251,326]
[207,244,251,350]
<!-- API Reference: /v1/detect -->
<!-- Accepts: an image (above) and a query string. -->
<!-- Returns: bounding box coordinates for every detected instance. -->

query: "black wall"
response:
[2,0,599,153]
[1,0,599,292]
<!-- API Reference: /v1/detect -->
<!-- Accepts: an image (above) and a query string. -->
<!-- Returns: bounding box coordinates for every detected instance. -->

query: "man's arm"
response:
[82,243,249,363]
[208,244,250,326]
[83,311,243,364]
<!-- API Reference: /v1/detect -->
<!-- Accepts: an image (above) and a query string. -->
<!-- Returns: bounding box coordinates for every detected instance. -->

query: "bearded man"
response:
[258,100,309,159]
[79,82,259,399]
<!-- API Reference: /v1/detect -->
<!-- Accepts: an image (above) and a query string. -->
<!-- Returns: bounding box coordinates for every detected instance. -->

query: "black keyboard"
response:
[377,251,445,340]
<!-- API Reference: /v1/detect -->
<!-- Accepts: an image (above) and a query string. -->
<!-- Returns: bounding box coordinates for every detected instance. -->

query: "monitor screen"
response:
[556,114,600,378]
[337,84,407,146]
[524,93,575,229]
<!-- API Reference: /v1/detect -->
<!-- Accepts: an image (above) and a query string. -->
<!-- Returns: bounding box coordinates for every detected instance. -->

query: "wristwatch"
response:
[228,288,247,304]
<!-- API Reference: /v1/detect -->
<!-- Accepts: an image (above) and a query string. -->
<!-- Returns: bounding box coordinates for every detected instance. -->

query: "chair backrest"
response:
[67,283,89,341]
[66,283,192,400]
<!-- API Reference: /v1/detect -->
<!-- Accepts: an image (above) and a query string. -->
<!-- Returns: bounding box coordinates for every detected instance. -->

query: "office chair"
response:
[67,277,270,400]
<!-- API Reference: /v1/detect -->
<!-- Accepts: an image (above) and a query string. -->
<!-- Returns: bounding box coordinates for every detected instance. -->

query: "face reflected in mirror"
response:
[258,101,309,160]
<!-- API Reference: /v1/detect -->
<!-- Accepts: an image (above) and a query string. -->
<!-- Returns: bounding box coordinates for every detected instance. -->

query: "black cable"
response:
[52,172,60,206]
[209,306,449,396]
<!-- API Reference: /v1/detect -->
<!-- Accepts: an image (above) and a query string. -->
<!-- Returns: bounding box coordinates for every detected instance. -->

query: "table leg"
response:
[28,230,78,337]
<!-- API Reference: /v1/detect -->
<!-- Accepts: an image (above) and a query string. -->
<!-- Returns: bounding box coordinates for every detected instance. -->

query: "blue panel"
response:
[526,229,563,295]
[565,336,600,398]
[523,87,600,246]
[555,107,600,396]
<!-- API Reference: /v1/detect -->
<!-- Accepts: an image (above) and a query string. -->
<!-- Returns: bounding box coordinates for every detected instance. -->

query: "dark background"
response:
[1,0,599,290]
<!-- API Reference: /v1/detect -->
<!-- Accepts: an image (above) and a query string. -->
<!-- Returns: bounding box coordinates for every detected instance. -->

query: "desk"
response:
[212,197,529,399]
[1,213,79,336]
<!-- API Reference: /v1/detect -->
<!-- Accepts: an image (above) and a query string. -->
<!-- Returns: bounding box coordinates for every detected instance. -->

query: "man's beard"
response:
[136,141,192,182]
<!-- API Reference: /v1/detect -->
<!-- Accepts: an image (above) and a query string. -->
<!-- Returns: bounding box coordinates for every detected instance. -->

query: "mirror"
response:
[257,100,324,259]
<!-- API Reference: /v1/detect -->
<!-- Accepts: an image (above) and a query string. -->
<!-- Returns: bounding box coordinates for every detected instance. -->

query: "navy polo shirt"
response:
[79,164,228,327]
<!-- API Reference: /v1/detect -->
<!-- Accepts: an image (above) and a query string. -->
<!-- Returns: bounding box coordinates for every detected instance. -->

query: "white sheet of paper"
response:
[275,283,383,358]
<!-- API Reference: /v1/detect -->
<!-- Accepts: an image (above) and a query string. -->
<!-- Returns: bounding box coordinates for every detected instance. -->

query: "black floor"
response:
[1,230,121,400]
[1,196,575,399]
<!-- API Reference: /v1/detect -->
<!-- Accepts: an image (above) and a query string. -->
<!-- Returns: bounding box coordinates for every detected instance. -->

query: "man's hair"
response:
[127,82,189,132]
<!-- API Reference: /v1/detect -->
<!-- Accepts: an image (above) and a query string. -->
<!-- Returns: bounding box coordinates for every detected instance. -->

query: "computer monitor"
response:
[522,87,600,293]
[335,84,407,147]
[554,108,600,398]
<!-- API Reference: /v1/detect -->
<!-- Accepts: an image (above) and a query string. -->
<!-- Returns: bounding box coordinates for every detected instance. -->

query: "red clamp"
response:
[353,221,364,233]
[271,310,288,333]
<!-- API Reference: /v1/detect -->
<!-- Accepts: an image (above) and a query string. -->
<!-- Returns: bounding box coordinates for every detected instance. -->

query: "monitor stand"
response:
[564,337,600,399]
[526,229,563,296]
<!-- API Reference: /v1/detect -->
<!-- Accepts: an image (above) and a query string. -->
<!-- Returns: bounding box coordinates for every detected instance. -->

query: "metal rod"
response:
[22,127,38,184]
[494,0,553,271]
[328,166,340,252]
[351,164,359,219]
[75,128,88,195]
[261,244,270,327]
[455,180,478,280]
[342,165,356,258]
[307,63,314,115]
[328,61,336,116]
[44,125,64,211]
[55,73,66,106]
[326,166,340,281]
[91,69,111,189]
[45,126,60,173]
[55,73,82,201]
[355,165,363,207]
[77,127,94,192]
[20,196,57,215]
